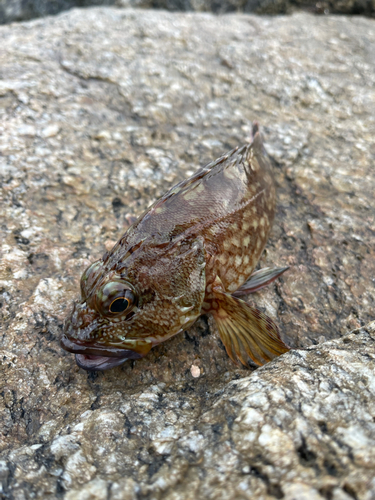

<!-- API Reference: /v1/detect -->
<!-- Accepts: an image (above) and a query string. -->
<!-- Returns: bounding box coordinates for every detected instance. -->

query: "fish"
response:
[60,123,290,371]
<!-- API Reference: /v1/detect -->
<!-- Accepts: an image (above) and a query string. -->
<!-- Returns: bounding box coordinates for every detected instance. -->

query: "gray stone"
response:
[0,7,375,499]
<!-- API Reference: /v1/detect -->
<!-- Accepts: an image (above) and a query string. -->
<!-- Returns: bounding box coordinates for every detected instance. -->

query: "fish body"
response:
[61,124,289,370]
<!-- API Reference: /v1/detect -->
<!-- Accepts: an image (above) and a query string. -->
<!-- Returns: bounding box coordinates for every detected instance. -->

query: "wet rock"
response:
[0,7,374,499]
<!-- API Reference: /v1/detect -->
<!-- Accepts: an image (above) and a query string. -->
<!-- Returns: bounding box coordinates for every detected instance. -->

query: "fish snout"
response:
[64,301,100,341]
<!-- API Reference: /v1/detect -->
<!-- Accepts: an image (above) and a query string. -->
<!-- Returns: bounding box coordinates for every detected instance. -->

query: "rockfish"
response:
[61,124,289,370]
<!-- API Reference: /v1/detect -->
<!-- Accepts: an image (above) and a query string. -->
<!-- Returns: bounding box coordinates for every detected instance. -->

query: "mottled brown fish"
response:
[61,123,290,371]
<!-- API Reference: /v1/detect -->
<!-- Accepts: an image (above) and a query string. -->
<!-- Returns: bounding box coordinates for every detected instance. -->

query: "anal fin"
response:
[211,290,289,367]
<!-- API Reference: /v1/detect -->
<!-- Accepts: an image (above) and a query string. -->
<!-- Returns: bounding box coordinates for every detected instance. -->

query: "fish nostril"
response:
[65,302,98,333]
[81,312,95,328]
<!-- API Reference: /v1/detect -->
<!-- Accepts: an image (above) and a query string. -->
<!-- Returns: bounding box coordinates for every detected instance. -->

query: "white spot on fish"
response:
[224,168,237,180]
[243,235,250,247]
[223,240,232,251]
[184,189,199,201]
[219,253,227,265]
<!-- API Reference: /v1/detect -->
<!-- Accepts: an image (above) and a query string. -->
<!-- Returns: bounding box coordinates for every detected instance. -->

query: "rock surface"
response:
[0,7,374,499]
[0,0,374,25]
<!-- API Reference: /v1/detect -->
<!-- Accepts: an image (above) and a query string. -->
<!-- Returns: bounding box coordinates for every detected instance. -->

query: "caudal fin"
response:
[211,291,289,367]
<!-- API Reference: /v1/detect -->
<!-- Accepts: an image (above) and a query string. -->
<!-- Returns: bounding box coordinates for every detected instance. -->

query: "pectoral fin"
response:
[211,290,289,367]
[233,266,289,297]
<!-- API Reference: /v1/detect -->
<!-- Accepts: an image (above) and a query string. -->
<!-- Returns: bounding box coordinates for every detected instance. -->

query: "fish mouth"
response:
[60,334,142,371]
[75,353,131,371]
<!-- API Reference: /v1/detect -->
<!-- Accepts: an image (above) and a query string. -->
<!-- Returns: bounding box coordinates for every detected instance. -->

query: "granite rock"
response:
[0,8,375,499]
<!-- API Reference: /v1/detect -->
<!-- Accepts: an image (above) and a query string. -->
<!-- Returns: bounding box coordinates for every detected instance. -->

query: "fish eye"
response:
[109,296,130,314]
[96,282,136,317]
[81,260,103,300]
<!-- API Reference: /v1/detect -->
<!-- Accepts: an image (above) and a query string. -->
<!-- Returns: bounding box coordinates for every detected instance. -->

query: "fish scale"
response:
[61,123,290,371]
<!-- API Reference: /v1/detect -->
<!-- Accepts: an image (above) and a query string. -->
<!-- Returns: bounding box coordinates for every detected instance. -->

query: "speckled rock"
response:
[0,8,375,499]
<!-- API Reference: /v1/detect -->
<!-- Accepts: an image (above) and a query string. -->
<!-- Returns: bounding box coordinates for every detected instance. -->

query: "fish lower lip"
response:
[60,334,142,370]
[75,354,130,371]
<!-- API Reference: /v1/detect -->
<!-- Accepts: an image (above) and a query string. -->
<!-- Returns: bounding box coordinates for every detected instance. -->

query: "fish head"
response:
[61,236,206,370]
